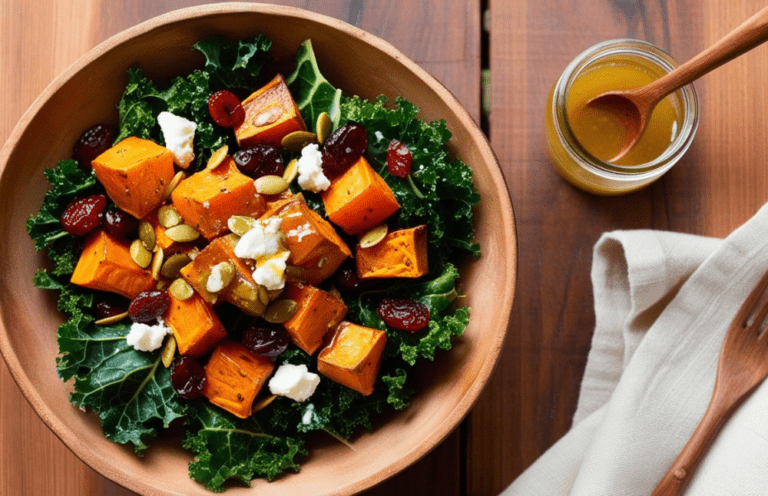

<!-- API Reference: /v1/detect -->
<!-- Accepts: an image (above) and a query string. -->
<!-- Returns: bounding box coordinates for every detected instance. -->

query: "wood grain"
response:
[477,0,768,494]
[0,1,480,495]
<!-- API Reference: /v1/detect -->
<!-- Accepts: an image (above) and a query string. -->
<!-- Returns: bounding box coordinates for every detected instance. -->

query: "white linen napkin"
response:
[502,202,768,496]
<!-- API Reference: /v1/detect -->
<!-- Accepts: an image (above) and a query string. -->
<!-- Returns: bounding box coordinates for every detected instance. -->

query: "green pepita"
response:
[263,299,299,324]
[281,130,317,152]
[169,278,194,301]
[252,394,277,413]
[94,311,129,326]
[316,112,332,144]
[160,335,177,368]
[161,253,192,279]
[254,175,290,195]
[258,285,270,306]
[283,158,299,184]
[228,215,258,236]
[158,205,182,228]
[165,224,200,243]
[151,248,164,280]
[130,239,152,268]
[162,171,186,202]
[206,144,228,170]
[359,224,389,248]
[138,221,156,251]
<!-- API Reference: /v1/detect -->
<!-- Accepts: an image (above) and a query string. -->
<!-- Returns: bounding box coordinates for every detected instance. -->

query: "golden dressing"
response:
[566,60,682,166]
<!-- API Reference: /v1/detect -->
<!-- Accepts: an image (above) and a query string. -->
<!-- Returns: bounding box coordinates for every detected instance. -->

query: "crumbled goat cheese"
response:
[253,251,290,291]
[157,111,196,168]
[234,217,283,259]
[126,318,172,352]
[206,262,228,293]
[269,363,321,402]
[296,144,330,193]
[375,130,384,141]
[302,404,315,425]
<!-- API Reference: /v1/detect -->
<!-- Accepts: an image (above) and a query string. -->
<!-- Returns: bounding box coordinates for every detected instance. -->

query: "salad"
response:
[27,35,480,491]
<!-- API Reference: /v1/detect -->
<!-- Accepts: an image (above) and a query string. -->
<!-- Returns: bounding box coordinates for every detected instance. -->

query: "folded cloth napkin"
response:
[502,203,768,496]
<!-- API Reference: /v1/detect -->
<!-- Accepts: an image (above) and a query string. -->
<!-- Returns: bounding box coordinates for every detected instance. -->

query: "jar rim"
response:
[552,38,699,178]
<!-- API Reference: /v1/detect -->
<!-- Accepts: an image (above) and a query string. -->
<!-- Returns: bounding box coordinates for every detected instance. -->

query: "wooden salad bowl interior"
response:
[0,4,516,495]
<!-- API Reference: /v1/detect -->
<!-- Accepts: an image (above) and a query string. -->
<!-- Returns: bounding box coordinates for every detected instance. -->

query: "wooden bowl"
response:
[0,4,516,495]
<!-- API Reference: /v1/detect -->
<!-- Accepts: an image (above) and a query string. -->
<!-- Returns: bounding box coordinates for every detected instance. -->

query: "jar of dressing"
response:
[545,39,699,195]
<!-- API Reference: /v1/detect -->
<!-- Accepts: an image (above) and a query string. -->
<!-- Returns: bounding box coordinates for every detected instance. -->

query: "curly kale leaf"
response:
[57,313,186,455]
[192,34,272,91]
[184,402,305,492]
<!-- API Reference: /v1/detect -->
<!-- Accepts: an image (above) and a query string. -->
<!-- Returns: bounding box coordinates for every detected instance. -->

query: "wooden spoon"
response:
[650,268,768,496]
[586,6,768,163]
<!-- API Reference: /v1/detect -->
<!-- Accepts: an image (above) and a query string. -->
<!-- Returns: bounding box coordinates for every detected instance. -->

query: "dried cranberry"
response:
[386,139,413,178]
[208,90,245,128]
[60,194,107,236]
[335,268,362,293]
[171,356,206,399]
[103,209,138,239]
[321,123,368,179]
[94,293,129,319]
[128,290,170,324]
[242,321,290,358]
[72,124,114,170]
[377,298,430,332]
[234,145,284,178]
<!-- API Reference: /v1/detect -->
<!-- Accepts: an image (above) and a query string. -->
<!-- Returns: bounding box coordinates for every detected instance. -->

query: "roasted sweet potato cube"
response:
[282,283,348,354]
[357,225,429,279]
[203,341,275,419]
[235,74,307,148]
[164,291,227,357]
[70,230,155,299]
[171,157,266,240]
[179,235,266,316]
[321,156,400,235]
[260,198,351,285]
[317,321,387,396]
[92,137,175,219]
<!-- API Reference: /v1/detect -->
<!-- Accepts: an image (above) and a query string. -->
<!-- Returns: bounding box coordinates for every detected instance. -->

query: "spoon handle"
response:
[640,6,768,105]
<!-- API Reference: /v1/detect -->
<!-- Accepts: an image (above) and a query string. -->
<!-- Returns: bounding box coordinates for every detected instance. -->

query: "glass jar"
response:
[545,39,699,195]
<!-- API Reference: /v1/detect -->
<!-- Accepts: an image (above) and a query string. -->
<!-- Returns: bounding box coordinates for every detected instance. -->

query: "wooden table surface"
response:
[3,0,768,494]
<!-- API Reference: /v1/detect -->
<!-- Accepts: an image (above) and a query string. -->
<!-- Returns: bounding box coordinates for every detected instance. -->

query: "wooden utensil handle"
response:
[649,400,731,496]
[642,6,768,105]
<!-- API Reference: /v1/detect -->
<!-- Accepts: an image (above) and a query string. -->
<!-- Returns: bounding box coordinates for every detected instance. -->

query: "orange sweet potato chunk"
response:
[260,198,351,285]
[317,321,387,396]
[203,341,274,419]
[235,74,307,148]
[92,137,175,219]
[282,283,348,354]
[179,235,265,316]
[321,156,400,235]
[164,291,227,357]
[357,225,429,279]
[70,230,155,299]
[171,157,266,240]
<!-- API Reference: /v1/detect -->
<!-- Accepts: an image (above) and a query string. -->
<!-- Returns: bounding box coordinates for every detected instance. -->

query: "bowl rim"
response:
[0,3,518,494]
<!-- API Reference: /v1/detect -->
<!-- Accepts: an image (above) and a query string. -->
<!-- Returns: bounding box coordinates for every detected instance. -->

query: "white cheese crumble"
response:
[234,217,284,259]
[157,111,196,168]
[269,363,321,402]
[374,130,384,142]
[126,318,172,352]
[206,262,228,293]
[296,143,330,193]
[302,404,315,425]
[253,251,290,291]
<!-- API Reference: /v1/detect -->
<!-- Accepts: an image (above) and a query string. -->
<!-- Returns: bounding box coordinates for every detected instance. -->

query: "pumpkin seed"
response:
[263,299,298,324]
[282,158,299,184]
[281,130,317,152]
[158,205,182,228]
[138,221,156,251]
[161,253,192,279]
[151,248,165,280]
[359,224,389,248]
[169,278,194,300]
[258,285,270,306]
[160,335,177,368]
[156,279,168,290]
[206,261,235,293]
[254,175,290,195]
[206,144,229,170]
[162,171,186,201]
[130,239,152,268]
[316,112,332,144]
[252,394,277,413]
[267,289,283,301]
[233,282,258,302]
[94,311,129,326]
[285,265,305,282]
[227,215,258,236]
[165,224,200,242]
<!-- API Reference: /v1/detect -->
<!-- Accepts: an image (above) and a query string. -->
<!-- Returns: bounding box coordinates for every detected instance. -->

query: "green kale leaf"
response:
[286,39,343,130]
[185,402,305,492]
[192,35,272,91]
[58,313,186,454]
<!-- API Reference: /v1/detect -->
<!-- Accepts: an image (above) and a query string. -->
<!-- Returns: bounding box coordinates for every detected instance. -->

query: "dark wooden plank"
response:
[475,0,768,494]
[0,1,479,495]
